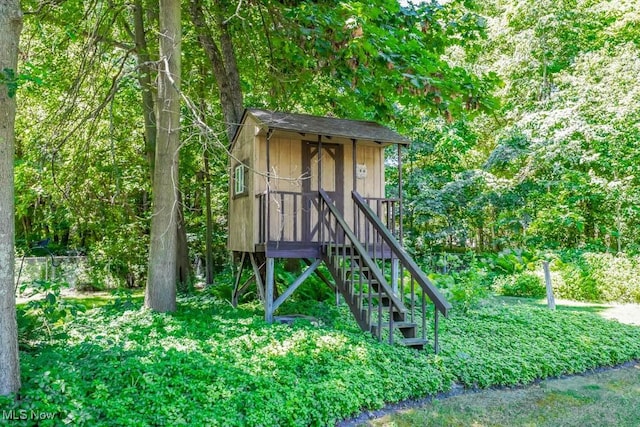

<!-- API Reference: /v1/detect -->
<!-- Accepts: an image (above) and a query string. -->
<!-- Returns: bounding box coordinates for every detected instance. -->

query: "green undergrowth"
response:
[2,295,640,426]
[440,301,640,388]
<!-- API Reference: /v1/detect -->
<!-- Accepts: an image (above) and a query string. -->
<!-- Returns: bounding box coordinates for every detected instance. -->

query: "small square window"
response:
[233,163,248,197]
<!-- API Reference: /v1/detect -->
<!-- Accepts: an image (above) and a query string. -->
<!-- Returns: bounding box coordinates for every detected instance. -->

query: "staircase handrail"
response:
[319,189,407,315]
[352,191,451,317]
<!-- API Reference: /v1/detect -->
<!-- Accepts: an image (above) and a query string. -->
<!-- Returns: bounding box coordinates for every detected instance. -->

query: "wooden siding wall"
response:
[229,123,388,251]
[257,136,304,244]
[343,143,385,229]
[227,117,258,252]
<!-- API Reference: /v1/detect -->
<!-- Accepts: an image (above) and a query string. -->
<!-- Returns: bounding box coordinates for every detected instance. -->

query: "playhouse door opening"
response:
[302,142,344,242]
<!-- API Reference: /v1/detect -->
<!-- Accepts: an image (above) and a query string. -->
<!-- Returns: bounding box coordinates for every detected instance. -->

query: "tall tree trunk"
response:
[133,0,190,288]
[145,0,181,312]
[0,0,22,396]
[189,0,244,142]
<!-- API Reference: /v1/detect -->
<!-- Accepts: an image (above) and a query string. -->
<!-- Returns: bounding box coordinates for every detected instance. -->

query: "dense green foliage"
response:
[3,295,639,425]
[12,0,640,286]
[13,0,496,286]
[418,249,640,307]
[393,0,640,253]
[553,252,640,303]
[492,272,546,298]
[442,303,640,388]
[7,0,640,417]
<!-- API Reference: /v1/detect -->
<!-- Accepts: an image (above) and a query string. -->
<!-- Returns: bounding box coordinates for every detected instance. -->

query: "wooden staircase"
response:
[323,246,427,349]
[319,189,452,352]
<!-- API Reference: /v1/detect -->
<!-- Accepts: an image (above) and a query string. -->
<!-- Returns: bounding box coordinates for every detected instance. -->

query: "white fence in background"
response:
[15,256,87,293]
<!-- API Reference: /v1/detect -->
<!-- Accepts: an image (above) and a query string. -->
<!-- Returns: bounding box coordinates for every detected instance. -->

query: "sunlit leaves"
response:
[269,0,497,122]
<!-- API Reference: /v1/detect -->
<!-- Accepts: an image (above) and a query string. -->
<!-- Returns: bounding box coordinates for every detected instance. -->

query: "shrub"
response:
[554,252,640,303]
[480,249,539,275]
[492,272,546,298]
[429,268,490,313]
[17,279,86,345]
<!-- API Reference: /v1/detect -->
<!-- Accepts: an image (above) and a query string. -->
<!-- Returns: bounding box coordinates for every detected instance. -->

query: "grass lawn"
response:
[3,292,640,426]
[366,362,640,427]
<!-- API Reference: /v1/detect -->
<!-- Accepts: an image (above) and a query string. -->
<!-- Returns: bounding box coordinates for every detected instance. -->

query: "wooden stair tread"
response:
[370,321,416,329]
[369,321,417,336]
[352,292,390,300]
[400,337,428,348]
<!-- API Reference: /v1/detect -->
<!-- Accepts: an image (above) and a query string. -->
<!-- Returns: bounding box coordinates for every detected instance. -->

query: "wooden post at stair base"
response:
[542,261,556,310]
[265,257,275,323]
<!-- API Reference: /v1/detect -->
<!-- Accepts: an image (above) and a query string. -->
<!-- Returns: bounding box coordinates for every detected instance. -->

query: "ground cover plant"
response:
[2,292,640,426]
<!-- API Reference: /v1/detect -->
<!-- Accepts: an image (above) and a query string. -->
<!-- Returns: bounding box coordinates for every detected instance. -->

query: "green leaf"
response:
[46,292,57,305]
[1,68,18,98]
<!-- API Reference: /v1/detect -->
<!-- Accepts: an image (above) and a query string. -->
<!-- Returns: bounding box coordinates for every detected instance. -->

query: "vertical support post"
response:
[352,139,357,193]
[542,261,556,310]
[318,135,324,246]
[317,134,322,191]
[434,306,440,354]
[266,128,273,243]
[391,257,399,295]
[265,257,275,323]
[397,144,404,245]
[352,138,358,241]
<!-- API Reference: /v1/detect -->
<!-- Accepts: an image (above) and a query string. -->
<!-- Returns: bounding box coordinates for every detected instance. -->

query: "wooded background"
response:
[11,0,640,289]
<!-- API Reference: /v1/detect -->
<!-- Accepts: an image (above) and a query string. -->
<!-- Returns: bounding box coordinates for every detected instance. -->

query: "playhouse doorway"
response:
[302,142,344,242]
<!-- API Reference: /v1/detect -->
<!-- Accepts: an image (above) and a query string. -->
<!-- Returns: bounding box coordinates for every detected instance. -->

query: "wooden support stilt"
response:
[249,253,266,302]
[265,257,275,323]
[272,258,322,312]
[232,253,248,307]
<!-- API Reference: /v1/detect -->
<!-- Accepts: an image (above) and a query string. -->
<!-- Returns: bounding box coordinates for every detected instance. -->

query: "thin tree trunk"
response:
[145,0,181,312]
[204,152,214,285]
[133,0,157,180]
[188,0,244,142]
[0,0,23,396]
[218,14,244,124]
[176,190,191,291]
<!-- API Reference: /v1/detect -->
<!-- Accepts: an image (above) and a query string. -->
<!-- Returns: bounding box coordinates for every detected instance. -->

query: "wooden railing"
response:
[257,191,402,246]
[257,191,315,244]
[319,189,407,343]
[352,191,451,352]
[360,196,401,239]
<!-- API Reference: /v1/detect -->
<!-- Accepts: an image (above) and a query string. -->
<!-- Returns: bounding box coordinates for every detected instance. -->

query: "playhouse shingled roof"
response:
[241,108,412,146]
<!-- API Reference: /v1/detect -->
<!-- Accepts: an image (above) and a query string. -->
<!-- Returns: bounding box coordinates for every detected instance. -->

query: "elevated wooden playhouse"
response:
[228,109,451,351]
